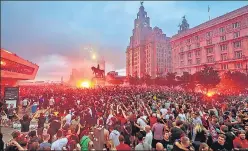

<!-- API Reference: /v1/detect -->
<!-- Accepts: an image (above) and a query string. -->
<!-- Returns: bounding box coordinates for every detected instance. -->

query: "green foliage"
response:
[194,65,220,91]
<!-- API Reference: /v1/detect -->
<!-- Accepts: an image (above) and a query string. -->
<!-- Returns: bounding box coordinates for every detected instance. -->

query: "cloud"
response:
[115,68,126,76]
[2,1,247,80]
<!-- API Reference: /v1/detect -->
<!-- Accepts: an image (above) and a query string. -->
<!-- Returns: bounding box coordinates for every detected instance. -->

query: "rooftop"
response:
[172,5,248,40]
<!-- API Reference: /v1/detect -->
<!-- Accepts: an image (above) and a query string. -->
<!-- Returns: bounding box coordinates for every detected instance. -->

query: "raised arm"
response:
[121,108,128,119]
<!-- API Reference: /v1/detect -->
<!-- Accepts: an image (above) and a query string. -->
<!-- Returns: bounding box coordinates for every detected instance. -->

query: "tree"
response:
[219,71,248,93]
[165,72,177,88]
[142,74,153,85]
[195,65,220,92]
[177,72,196,92]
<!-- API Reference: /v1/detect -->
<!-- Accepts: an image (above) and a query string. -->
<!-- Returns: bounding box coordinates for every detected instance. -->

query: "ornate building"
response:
[126,2,172,78]
[171,5,248,75]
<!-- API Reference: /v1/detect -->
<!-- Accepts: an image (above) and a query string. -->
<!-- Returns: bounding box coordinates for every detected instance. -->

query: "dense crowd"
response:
[1,85,248,151]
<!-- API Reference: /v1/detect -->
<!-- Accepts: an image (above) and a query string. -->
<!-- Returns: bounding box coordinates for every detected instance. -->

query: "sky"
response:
[1,1,247,81]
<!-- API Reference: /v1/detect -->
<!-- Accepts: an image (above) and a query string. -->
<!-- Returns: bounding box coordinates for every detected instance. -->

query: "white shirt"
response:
[144,131,153,146]
[23,99,28,106]
[106,114,113,126]
[49,98,55,106]
[51,138,68,150]
[109,130,120,147]
[65,114,72,125]
[160,108,168,119]
[137,116,147,130]
[178,113,186,121]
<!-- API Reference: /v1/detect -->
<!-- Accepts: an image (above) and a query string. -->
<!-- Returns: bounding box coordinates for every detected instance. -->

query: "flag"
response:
[208,5,210,12]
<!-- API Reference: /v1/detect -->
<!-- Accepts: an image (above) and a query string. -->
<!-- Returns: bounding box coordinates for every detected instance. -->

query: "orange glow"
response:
[0,61,6,66]
[206,91,215,97]
[92,54,96,60]
[77,80,91,88]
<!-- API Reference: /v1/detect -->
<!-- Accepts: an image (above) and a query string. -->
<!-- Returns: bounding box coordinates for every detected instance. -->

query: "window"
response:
[235,63,242,69]
[219,27,225,33]
[221,54,228,61]
[220,36,226,41]
[188,68,191,74]
[188,52,192,58]
[188,59,192,65]
[196,58,201,64]
[234,32,240,38]
[196,43,200,48]
[180,54,184,60]
[180,61,184,66]
[195,50,201,57]
[196,67,201,72]
[207,39,212,45]
[180,47,184,52]
[221,64,228,70]
[234,41,241,48]
[206,31,212,37]
[235,51,242,59]
[207,56,214,63]
[233,22,240,29]
[206,48,214,54]
[195,36,199,40]
[187,39,191,43]
[188,45,191,50]
[220,45,227,52]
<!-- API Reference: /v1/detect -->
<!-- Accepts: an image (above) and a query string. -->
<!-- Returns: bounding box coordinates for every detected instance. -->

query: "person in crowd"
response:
[144,125,153,147]
[136,112,148,137]
[173,136,194,151]
[156,142,165,151]
[233,130,248,150]
[211,134,229,151]
[171,120,185,143]
[152,118,164,149]
[219,125,235,150]
[51,129,68,150]
[161,130,172,151]
[80,131,94,151]
[135,132,151,150]
[15,113,34,133]
[116,135,131,151]
[109,125,121,147]
[37,113,46,129]
[199,143,212,151]
[39,134,51,150]
[2,85,248,151]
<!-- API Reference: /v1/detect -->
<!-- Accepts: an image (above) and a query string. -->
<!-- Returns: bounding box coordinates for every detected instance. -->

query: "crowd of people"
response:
[1,85,248,151]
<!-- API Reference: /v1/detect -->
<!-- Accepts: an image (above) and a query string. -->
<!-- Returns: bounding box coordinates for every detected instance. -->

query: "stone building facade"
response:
[126,2,172,78]
[171,5,248,75]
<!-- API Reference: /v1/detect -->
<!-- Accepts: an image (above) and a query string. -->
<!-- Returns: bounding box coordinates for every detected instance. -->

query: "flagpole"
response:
[208,5,210,21]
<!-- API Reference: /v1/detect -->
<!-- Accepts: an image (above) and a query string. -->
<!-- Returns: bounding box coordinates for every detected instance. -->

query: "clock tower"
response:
[133,1,151,46]
[134,2,150,28]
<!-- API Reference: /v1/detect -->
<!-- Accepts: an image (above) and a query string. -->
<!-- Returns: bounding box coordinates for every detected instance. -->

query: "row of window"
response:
[179,40,242,60]
[180,38,241,52]
[179,63,243,74]
[177,21,242,48]
[180,50,243,66]
[221,63,243,70]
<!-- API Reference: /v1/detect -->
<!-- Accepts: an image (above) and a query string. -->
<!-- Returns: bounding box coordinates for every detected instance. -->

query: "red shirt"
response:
[233,137,248,149]
[116,143,131,151]
[149,116,157,127]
